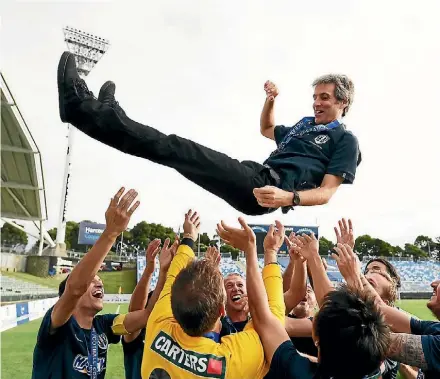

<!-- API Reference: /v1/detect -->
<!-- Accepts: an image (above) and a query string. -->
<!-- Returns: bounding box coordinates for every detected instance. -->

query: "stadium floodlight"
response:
[55,27,110,256]
[63,26,110,76]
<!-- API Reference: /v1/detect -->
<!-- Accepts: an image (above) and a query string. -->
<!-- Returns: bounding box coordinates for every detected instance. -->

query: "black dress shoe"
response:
[57,51,94,123]
[98,81,126,117]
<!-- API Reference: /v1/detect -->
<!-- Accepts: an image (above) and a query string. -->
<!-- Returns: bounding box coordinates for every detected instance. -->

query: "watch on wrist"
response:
[292,190,301,206]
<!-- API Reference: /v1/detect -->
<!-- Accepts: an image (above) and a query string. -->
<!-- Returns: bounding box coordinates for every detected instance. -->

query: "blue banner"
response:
[15,302,29,325]
[78,222,106,245]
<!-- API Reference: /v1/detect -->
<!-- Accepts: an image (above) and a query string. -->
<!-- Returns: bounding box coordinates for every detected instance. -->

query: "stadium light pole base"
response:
[53,242,68,257]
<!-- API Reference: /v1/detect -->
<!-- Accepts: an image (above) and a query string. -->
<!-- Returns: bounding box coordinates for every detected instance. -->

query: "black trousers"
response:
[70,98,277,215]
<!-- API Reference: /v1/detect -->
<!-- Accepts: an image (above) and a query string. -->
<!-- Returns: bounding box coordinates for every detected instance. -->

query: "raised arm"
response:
[260,81,278,141]
[51,187,139,330]
[127,239,161,313]
[388,333,428,370]
[121,236,178,338]
[146,210,200,326]
[283,234,307,314]
[292,234,334,307]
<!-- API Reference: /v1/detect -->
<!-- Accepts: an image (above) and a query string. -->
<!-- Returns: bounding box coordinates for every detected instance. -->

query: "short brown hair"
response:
[313,74,355,117]
[171,259,225,336]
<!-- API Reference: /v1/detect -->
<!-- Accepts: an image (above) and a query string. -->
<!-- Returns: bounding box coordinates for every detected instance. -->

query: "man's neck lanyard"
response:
[276,117,341,153]
[224,315,249,334]
[84,327,99,379]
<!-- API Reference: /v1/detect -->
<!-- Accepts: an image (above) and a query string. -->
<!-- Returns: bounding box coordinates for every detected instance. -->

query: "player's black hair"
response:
[314,285,390,379]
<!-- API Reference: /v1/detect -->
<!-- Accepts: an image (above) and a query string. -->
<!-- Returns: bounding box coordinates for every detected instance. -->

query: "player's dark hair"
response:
[171,259,225,337]
[314,285,390,379]
[58,275,70,297]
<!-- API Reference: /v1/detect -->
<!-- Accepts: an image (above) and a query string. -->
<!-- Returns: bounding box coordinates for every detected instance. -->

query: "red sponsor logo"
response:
[207,358,223,376]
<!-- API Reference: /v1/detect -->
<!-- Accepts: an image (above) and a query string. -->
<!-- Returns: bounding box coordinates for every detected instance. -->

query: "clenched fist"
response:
[264,80,279,101]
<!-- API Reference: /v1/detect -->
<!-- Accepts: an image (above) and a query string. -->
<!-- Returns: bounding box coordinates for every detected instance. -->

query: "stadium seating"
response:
[0,274,58,302]
[316,257,439,292]
[142,255,439,293]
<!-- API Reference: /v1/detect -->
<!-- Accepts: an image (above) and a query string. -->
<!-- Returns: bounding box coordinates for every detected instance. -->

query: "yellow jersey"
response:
[141,241,285,379]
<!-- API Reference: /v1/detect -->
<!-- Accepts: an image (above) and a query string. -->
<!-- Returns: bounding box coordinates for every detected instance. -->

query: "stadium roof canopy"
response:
[1,73,54,249]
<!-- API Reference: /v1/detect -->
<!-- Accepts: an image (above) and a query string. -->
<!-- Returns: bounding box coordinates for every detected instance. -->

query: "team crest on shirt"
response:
[72,354,106,375]
[98,333,109,350]
[314,135,330,144]
[151,331,226,379]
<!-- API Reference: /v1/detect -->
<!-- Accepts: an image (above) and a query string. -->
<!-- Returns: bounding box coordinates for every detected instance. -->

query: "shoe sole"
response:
[57,51,71,123]
[98,81,113,101]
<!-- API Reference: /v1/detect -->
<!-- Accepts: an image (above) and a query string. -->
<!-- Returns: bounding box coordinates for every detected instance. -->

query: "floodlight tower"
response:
[55,27,110,256]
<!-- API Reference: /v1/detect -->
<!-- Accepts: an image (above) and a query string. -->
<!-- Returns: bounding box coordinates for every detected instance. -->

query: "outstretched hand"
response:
[145,239,161,273]
[263,221,285,254]
[205,246,221,267]
[105,188,140,237]
[334,218,355,250]
[332,243,361,284]
[284,232,306,263]
[216,217,256,254]
[183,210,201,241]
[159,237,179,273]
[289,233,319,261]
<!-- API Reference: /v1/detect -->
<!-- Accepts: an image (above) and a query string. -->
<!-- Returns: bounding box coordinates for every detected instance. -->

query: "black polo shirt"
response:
[264,121,361,191]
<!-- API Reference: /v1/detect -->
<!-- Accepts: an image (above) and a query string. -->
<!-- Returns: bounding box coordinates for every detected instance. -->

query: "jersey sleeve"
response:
[274,125,291,146]
[326,132,360,184]
[36,306,69,348]
[221,322,267,378]
[410,318,440,335]
[263,264,286,323]
[148,239,195,326]
[99,313,121,344]
[269,340,317,379]
[421,334,440,373]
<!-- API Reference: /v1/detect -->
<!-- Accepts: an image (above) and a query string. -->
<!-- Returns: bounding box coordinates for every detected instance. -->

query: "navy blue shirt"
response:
[264,122,360,191]
[410,318,440,379]
[267,340,382,379]
[219,316,248,339]
[267,340,318,379]
[32,307,120,379]
[122,328,145,379]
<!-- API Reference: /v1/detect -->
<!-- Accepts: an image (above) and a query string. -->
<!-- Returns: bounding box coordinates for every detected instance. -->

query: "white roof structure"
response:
[1,73,55,251]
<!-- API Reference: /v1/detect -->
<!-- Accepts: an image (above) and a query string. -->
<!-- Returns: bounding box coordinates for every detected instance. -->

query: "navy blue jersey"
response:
[122,329,145,379]
[32,307,120,379]
[264,123,360,191]
[410,318,440,379]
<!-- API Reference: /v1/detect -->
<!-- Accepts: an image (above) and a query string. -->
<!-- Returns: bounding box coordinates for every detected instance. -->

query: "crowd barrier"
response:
[0,297,58,332]
[0,294,132,332]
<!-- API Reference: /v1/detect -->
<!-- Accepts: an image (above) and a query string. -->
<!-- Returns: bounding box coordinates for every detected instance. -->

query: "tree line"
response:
[1,220,438,260]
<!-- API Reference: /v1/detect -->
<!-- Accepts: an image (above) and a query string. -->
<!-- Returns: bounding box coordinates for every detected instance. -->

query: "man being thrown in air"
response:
[57,52,361,216]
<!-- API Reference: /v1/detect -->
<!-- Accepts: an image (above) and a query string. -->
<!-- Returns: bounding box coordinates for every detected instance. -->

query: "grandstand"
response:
[0,273,57,302]
[324,257,439,292]
[137,254,439,293]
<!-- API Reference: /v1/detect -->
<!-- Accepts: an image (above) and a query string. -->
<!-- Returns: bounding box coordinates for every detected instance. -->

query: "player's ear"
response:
[219,303,226,317]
